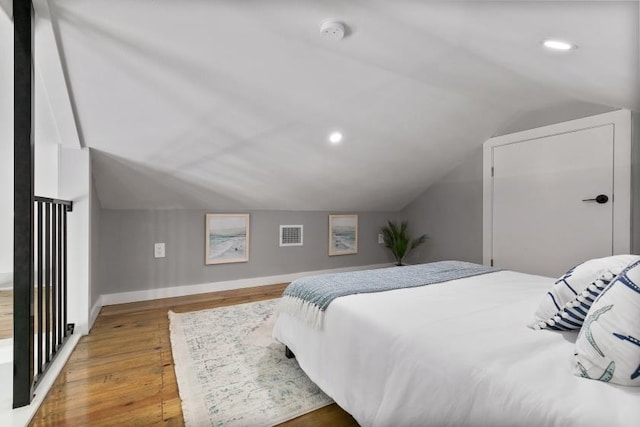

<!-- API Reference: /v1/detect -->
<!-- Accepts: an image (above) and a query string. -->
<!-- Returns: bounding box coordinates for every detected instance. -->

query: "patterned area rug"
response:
[169,298,332,426]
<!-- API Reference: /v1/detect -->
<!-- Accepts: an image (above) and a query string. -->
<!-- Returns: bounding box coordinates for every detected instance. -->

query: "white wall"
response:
[0,9,13,286]
[59,147,92,334]
[90,177,101,310]
[34,139,59,198]
[33,70,61,199]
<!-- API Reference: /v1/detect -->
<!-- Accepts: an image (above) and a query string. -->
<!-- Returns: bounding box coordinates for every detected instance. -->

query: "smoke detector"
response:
[320,20,345,41]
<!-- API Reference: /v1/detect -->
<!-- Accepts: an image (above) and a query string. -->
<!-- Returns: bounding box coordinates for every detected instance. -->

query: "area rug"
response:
[168,298,333,427]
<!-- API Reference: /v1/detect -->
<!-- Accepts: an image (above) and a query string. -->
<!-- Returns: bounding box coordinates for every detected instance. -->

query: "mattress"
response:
[272,270,640,426]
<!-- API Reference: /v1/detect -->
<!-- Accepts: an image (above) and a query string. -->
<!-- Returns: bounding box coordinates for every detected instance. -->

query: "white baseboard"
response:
[0,272,12,289]
[100,263,392,307]
[88,296,103,331]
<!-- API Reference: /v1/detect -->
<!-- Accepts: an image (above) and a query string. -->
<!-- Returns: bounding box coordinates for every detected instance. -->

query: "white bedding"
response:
[273,270,640,427]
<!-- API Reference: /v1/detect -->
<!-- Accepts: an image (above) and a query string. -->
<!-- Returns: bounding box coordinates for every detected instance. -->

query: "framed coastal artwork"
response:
[205,213,250,265]
[329,214,358,256]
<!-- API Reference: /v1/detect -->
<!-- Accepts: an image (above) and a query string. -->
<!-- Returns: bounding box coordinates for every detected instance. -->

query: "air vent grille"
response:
[280,225,303,247]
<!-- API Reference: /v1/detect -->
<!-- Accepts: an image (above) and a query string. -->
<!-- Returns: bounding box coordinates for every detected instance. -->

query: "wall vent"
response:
[280,225,303,247]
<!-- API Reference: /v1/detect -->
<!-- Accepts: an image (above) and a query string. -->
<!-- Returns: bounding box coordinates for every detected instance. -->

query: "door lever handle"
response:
[582,194,609,204]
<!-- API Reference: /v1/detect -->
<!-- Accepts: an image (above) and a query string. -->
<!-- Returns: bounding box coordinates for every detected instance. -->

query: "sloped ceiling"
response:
[46,0,639,211]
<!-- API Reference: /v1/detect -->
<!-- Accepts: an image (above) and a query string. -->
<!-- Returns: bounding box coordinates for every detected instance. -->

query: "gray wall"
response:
[99,209,399,294]
[633,112,640,254]
[96,107,639,296]
[402,148,484,264]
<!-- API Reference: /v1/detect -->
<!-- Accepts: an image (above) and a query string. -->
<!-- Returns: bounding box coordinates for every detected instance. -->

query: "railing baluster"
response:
[57,204,63,347]
[44,203,50,364]
[37,202,43,376]
[51,205,58,355]
[63,206,68,335]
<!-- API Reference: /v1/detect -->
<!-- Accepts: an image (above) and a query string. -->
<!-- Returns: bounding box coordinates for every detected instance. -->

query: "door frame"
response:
[482,109,631,268]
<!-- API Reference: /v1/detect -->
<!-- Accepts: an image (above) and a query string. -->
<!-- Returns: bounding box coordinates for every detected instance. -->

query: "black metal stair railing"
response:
[33,197,74,385]
[13,197,73,408]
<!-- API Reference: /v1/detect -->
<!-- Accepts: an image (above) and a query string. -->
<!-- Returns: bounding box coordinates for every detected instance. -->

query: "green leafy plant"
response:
[381,220,427,266]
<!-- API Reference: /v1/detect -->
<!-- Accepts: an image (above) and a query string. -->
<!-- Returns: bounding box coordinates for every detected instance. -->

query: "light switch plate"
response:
[154,243,166,258]
[378,234,385,244]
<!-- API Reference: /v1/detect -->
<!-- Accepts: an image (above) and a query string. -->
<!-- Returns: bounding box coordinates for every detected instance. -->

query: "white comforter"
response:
[273,270,640,427]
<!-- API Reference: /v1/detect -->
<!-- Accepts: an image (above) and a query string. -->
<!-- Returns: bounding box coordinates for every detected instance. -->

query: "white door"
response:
[491,124,614,277]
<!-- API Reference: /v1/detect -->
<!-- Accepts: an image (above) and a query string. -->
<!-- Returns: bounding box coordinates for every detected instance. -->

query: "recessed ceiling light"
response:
[329,131,343,144]
[542,39,576,51]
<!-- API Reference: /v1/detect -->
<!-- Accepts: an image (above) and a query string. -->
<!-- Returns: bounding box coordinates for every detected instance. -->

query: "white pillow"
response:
[531,255,640,331]
[574,258,640,386]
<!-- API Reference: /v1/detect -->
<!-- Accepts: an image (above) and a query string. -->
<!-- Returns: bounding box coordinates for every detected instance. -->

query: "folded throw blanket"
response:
[278,260,498,329]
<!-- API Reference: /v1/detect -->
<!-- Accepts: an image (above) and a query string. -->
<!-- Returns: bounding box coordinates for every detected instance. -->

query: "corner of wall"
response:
[402,147,484,265]
[89,161,102,311]
[89,294,103,332]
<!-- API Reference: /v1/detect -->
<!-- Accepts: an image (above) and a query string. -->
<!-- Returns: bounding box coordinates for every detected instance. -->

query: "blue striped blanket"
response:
[278,261,498,329]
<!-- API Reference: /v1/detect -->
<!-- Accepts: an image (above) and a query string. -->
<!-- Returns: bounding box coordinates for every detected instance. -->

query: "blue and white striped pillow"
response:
[531,255,640,331]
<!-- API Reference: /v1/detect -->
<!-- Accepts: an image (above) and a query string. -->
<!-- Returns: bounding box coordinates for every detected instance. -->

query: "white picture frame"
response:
[205,213,250,265]
[329,214,358,256]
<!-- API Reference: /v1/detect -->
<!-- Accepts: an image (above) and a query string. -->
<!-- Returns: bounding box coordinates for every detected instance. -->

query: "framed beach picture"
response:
[205,213,250,265]
[329,214,358,256]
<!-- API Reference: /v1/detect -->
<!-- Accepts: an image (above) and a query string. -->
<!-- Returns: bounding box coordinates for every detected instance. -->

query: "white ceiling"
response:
[43,0,639,211]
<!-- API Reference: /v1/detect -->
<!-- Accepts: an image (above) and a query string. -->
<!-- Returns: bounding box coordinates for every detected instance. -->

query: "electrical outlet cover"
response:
[154,243,166,258]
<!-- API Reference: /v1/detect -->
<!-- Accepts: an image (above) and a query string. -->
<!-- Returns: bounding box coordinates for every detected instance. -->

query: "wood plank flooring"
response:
[0,288,56,340]
[30,284,358,426]
[0,289,12,339]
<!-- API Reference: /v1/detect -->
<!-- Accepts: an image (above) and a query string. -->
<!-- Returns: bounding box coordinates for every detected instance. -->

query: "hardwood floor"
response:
[0,287,56,340]
[30,284,358,426]
[0,289,12,340]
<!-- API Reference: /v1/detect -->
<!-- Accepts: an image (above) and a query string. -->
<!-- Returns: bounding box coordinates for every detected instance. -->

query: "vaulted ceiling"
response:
[33,1,640,210]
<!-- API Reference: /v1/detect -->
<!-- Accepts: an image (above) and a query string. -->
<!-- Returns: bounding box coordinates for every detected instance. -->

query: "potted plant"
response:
[381,220,427,266]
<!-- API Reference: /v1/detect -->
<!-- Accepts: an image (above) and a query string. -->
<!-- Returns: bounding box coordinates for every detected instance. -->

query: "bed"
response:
[272,263,640,427]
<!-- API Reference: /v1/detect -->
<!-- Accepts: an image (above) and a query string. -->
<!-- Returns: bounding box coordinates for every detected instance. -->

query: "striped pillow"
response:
[531,255,640,331]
